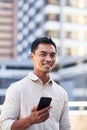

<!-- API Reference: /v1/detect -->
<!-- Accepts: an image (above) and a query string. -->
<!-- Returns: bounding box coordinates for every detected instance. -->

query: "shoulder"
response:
[52,80,68,97]
[6,76,28,95]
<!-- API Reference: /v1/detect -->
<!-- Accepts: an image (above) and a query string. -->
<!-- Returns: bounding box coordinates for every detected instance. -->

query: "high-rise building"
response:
[0,0,17,59]
[0,0,87,60]
[17,0,87,60]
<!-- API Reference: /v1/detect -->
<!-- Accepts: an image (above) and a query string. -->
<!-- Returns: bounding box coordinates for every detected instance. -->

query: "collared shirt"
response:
[0,72,71,130]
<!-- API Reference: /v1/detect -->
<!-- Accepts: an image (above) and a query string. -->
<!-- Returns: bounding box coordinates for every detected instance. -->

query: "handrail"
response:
[68,101,87,110]
[0,101,87,113]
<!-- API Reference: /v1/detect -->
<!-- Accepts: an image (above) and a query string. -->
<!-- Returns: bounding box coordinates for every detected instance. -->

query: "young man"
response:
[0,37,71,130]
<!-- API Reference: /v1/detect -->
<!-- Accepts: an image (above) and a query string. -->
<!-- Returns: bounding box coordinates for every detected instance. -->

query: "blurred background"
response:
[0,0,87,129]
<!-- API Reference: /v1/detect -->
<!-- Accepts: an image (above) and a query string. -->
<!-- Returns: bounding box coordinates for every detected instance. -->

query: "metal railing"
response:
[69,101,87,110]
[0,101,87,113]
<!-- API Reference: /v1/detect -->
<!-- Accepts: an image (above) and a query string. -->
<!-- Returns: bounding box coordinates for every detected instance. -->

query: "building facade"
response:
[17,0,87,60]
[0,0,87,60]
[0,0,17,59]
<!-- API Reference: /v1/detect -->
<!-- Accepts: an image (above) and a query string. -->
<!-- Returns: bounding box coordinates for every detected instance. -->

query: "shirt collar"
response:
[28,72,53,84]
[28,72,39,81]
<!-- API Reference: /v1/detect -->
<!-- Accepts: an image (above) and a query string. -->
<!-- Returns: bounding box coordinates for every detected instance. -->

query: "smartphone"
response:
[37,97,52,111]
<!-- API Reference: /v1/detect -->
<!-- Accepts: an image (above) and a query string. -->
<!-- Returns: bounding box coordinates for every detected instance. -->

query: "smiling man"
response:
[30,39,57,84]
[0,37,71,130]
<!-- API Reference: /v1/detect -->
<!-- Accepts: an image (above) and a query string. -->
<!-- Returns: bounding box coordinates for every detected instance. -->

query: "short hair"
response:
[31,37,57,53]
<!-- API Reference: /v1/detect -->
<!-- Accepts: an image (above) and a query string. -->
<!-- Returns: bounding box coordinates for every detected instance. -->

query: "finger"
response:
[38,112,50,123]
[38,106,52,115]
[31,106,37,112]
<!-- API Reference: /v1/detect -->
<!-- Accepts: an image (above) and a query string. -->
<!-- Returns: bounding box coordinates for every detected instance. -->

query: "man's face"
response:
[30,43,56,74]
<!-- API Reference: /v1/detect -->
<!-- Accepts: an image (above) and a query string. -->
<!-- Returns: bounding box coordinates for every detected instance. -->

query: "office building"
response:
[17,0,87,60]
[0,0,17,59]
[0,0,87,60]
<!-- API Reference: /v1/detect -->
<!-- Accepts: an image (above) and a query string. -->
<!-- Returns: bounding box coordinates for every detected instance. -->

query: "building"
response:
[17,0,87,60]
[0,0,17,59]
[0,0,87,60]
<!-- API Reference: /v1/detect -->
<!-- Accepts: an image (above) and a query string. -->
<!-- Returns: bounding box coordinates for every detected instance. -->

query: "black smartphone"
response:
[37,97,52,111]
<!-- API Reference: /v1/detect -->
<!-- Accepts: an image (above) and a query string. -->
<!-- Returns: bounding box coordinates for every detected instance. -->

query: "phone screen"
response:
[37,97,52,111]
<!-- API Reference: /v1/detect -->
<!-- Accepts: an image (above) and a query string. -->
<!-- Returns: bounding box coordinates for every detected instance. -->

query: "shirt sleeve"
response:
[0,84,20,130]
[59,91,71,130]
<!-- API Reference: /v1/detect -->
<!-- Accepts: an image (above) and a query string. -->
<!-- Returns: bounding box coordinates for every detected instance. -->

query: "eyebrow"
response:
[40,51,56,55]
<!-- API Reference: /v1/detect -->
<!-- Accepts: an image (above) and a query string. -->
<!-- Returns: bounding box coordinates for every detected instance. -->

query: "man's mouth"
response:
[43,63,52,67]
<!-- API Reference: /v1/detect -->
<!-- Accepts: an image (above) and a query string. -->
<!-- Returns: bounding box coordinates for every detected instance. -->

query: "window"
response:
[46,0,59,5]
[45,14,60,21]
[65,47,79,56]
[65,31,72,39]
[64,15,78,23]
[45,30,60,38]
[84,32,87,40]
[64,31,78,40]
[65,0,71,6]
[84,16,87,24]
[64,15,72,22]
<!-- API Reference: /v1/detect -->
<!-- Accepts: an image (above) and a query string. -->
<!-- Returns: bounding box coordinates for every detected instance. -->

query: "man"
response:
[0,37,71,130]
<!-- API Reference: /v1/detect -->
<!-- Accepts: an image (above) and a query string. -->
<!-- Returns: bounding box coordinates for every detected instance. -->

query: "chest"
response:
[19,84,64,121]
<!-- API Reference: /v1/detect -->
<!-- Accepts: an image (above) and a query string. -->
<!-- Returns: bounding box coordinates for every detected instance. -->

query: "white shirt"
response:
[0,72,71,130]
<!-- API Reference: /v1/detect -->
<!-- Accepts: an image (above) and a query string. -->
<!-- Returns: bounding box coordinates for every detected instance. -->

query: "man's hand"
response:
[29,105,52,125]
[11,106,52,130]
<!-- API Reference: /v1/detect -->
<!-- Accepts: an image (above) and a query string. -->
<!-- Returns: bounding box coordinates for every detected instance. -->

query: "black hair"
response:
[31,37,57,53]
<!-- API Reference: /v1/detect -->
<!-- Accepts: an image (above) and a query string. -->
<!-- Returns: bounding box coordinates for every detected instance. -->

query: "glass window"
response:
[65,31,72,38]
[84,32,87,40]
[83,16,87,24]
[64,31,78,40]
[64,15,72,22]
[65,0,80,7]
[45,14,60,21]
[64,15,78,23]
[64,47,79,56]
[45,30,60,38]
[65,0,71,6]
[46,0,60,5]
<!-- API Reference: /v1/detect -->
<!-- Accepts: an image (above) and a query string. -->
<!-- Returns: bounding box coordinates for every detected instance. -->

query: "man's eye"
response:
[41,53,46,56]
[51,54,56,58]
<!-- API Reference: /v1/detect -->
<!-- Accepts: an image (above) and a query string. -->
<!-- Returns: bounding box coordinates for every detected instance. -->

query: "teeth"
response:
[45,64,51,66]
[43,63,52,66]
[44,64,50,65]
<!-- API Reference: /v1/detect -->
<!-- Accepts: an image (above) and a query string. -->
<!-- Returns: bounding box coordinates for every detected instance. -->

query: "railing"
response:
[69,101,87,111]
[0,101,87,113]
[68,101,87,130]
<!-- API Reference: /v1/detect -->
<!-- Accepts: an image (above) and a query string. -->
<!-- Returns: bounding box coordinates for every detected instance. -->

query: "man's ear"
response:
[30,52,34,60]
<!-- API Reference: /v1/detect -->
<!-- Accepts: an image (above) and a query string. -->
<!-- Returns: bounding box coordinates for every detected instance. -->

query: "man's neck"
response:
[34,71,50,85]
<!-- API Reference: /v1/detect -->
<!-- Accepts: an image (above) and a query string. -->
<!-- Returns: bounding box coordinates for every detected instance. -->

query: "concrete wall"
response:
[70,111,87,130]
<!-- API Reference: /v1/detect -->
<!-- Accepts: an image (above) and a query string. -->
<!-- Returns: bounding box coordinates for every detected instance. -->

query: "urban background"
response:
[0,0,87,129]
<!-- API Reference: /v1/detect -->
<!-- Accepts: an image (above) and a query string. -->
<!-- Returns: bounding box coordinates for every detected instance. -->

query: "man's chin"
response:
[43,69,51,73]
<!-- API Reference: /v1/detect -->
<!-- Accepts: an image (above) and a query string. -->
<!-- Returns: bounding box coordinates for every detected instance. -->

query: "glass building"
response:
[0,0,87,60]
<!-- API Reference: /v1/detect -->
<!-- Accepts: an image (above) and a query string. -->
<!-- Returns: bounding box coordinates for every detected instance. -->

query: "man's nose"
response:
[46,55,52,61]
